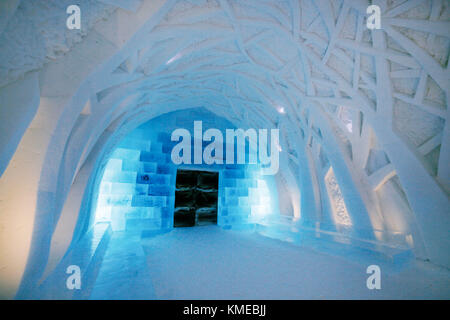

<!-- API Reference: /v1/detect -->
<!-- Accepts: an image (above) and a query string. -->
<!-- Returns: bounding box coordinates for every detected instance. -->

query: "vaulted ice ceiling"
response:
[2,1,448,183]
[0,0,449,299]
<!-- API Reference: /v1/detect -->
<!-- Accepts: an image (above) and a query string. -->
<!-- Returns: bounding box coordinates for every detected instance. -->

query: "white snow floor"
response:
[91,225,450,299]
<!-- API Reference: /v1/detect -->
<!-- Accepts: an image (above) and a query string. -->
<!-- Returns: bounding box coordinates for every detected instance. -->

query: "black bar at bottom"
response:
[1,299,445,318]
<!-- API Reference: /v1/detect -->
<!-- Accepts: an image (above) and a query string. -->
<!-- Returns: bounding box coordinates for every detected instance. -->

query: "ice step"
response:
[224,187,248,197]
[162,142,175,153]
[98,194,133,206]
[136,172,171,185]
[102,170,137,183]
[157,163,172,174]
[221,195,265,206]
[221,206,251,216]
[117,138,151,151]
[131,195,168,207]
[149,141,162,153]
[108,182,149,195]
[220,214,249,226]
[249,187,270,198]
[248,195,262,205]
[110,148,140,161]
[224,170,246,179]
[238,197,250,207]
[105,159,122,171]
[223,179,236,188]
[223,177,260,188]
[99,182,111,194]
[111,206,161,219]
[109,182,135,195]
[157,132,171,143]
[121,160,157,173]
[140,151,169,163]
[223,196,239,206]
[148,184,172,196]
[221,196,251,207]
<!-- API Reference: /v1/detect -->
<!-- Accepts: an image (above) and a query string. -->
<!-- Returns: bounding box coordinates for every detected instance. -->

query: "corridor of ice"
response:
[0,0,449,299]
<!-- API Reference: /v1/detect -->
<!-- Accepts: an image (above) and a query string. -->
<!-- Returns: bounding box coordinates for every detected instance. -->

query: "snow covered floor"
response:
[91,226,450,299]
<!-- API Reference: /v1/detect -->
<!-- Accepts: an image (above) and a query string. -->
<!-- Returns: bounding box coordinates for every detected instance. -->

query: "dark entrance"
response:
[174,169,219,227]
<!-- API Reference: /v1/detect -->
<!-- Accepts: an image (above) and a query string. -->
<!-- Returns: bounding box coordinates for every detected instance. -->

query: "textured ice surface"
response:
[94,108,279,232]
[89,226,450,299]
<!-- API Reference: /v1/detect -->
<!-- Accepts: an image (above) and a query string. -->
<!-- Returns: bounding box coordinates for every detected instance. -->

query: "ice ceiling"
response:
[0,0,449,298]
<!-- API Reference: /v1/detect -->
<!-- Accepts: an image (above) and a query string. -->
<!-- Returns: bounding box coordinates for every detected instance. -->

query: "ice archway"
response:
[0,0,449,299]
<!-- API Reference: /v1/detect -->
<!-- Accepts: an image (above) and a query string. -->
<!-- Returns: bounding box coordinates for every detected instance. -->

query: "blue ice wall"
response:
[94,108,279,232]
[95,138,175,231]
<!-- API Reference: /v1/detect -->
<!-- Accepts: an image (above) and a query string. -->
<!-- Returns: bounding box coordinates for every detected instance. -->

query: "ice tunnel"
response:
[0,0,449,300]
[92,108,280,232]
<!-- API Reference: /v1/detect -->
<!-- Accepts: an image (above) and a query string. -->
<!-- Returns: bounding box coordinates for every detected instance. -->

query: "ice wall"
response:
[95,139,175,232]
[93,108,279,232]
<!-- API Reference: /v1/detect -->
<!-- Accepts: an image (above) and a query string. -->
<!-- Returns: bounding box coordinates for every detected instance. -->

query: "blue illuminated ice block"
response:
[94,115,278,233]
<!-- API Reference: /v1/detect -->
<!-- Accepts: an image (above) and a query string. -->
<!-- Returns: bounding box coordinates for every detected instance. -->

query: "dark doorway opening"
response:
[174,170,219,227]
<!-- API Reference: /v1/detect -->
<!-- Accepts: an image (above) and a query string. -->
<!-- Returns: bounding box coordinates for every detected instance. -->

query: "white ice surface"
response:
[91,226,450,299]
